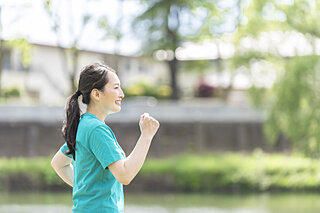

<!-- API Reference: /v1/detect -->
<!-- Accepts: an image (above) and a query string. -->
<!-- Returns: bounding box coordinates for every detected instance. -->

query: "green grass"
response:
[1,151,320,192]
[0,157,66,191]
[140,151,320,192]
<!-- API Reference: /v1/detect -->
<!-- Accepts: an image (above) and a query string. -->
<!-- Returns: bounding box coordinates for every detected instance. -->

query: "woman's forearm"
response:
[53,164,74,187]
[51,150,74,187]
[109,113,159,185]
[123,133,152,182]
[110,133,152,185]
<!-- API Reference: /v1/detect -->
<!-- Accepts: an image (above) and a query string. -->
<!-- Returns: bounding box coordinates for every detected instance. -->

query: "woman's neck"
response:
[86,105,108,122]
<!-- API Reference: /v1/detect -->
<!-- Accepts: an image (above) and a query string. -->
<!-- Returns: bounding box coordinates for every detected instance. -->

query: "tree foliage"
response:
[7,38,31,68]
[265,56,320,157]
[44,0,92,94]
[232,0,320,156]
[133,0,226,99]
[0,4,32,98]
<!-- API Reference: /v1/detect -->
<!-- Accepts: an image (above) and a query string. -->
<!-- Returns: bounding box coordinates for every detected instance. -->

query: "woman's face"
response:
[100,71,125,114]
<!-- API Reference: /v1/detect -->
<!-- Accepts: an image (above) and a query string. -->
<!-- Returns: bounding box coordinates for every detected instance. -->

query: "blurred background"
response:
[1,0,320,212]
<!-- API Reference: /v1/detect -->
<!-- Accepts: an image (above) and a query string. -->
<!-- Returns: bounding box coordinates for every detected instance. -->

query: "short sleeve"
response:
[89,125,124,169]
[60,142,73,159]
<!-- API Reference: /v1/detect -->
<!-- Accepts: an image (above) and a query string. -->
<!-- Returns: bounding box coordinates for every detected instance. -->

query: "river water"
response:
[0,192,320,213]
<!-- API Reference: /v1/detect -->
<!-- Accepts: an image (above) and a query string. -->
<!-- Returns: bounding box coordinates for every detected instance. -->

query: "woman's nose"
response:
[120,88,125,98]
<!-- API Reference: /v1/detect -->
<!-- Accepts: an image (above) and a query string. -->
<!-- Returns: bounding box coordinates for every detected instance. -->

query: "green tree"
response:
[98,0,124,79]
[0,5,31,98]
[265,56,320,157]
[232,0,320,156]
[44,0,92,94]
[133,0,226,100]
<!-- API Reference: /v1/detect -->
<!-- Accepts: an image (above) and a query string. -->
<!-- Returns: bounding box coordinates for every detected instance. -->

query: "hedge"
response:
[1,151,320,192]
[139,151,320,192]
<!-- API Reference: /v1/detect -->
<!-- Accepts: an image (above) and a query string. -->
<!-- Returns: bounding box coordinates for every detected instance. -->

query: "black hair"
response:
[62,62,114,160]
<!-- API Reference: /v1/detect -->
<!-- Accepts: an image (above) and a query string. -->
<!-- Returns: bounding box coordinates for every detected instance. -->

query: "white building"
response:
[3,32,287,106]
[2,42,170,105]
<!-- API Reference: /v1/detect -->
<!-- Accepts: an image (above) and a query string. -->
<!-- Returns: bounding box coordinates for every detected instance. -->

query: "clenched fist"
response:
[139,113,160,138]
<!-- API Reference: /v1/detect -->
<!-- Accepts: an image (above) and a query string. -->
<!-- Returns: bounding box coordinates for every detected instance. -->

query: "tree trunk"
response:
[168,57,179,100]
[0,7,3,98]
[166,5,180,101]
[113,0,123,78]
[70,49,79,93]
[57,46,70,95]
[0,39,3,97]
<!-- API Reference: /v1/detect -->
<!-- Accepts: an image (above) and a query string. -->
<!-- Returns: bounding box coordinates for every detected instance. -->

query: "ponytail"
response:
[62,90,82,160]
[61,62,112,160]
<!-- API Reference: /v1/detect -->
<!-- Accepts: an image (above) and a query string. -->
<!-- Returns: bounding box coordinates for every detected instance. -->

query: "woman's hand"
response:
[139,113,160,138]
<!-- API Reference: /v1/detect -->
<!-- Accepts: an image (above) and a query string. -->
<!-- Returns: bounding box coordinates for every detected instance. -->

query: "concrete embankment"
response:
[0,99,290,158]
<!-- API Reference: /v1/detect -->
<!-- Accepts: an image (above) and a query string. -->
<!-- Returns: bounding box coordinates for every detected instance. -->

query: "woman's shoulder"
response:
[78,113,115,138]
[79,113,103,127]
[78,115,105,137]
[90,123,113,136]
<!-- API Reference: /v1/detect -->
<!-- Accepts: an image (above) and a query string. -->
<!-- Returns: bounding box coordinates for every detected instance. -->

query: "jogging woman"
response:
[51,62,160,213]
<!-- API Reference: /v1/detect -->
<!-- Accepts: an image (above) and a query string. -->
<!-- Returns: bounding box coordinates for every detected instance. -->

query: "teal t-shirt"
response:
[60,113,126,213]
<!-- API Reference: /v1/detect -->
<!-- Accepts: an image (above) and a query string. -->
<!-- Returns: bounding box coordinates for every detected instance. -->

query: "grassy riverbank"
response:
[1,151,320,192]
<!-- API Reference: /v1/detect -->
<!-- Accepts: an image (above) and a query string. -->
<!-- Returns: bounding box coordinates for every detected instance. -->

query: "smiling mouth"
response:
[115,100,121,105]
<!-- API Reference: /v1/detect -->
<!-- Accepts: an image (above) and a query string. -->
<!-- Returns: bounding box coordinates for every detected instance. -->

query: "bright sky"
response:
[1,0,310,59]
[0,0,240,57]
[1,0,144,55]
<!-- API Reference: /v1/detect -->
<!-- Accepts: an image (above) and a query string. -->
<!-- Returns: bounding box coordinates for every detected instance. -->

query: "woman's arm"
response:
[51,150,73,187]
[108,113,159,185]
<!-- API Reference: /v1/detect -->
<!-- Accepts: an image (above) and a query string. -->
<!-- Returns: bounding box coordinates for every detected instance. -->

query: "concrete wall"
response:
[0,104,290,158]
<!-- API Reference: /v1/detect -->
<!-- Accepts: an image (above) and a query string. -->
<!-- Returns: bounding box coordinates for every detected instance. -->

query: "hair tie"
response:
[75,90,82,96]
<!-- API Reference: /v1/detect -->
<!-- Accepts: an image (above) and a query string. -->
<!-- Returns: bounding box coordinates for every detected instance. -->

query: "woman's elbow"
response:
[120,178,131,185]
[51,150,72,170]
[116,175,132,185]
[109,160,132,185]
[50,157,64,171]
[50,158,58,170]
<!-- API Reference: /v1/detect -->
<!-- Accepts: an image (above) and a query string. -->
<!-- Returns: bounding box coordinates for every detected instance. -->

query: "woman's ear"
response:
[90,89,100,102]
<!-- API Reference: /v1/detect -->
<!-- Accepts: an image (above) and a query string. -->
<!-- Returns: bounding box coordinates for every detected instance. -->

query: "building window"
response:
[2,49,11,70]
[138,63,146,73]
[125,61,131,72]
